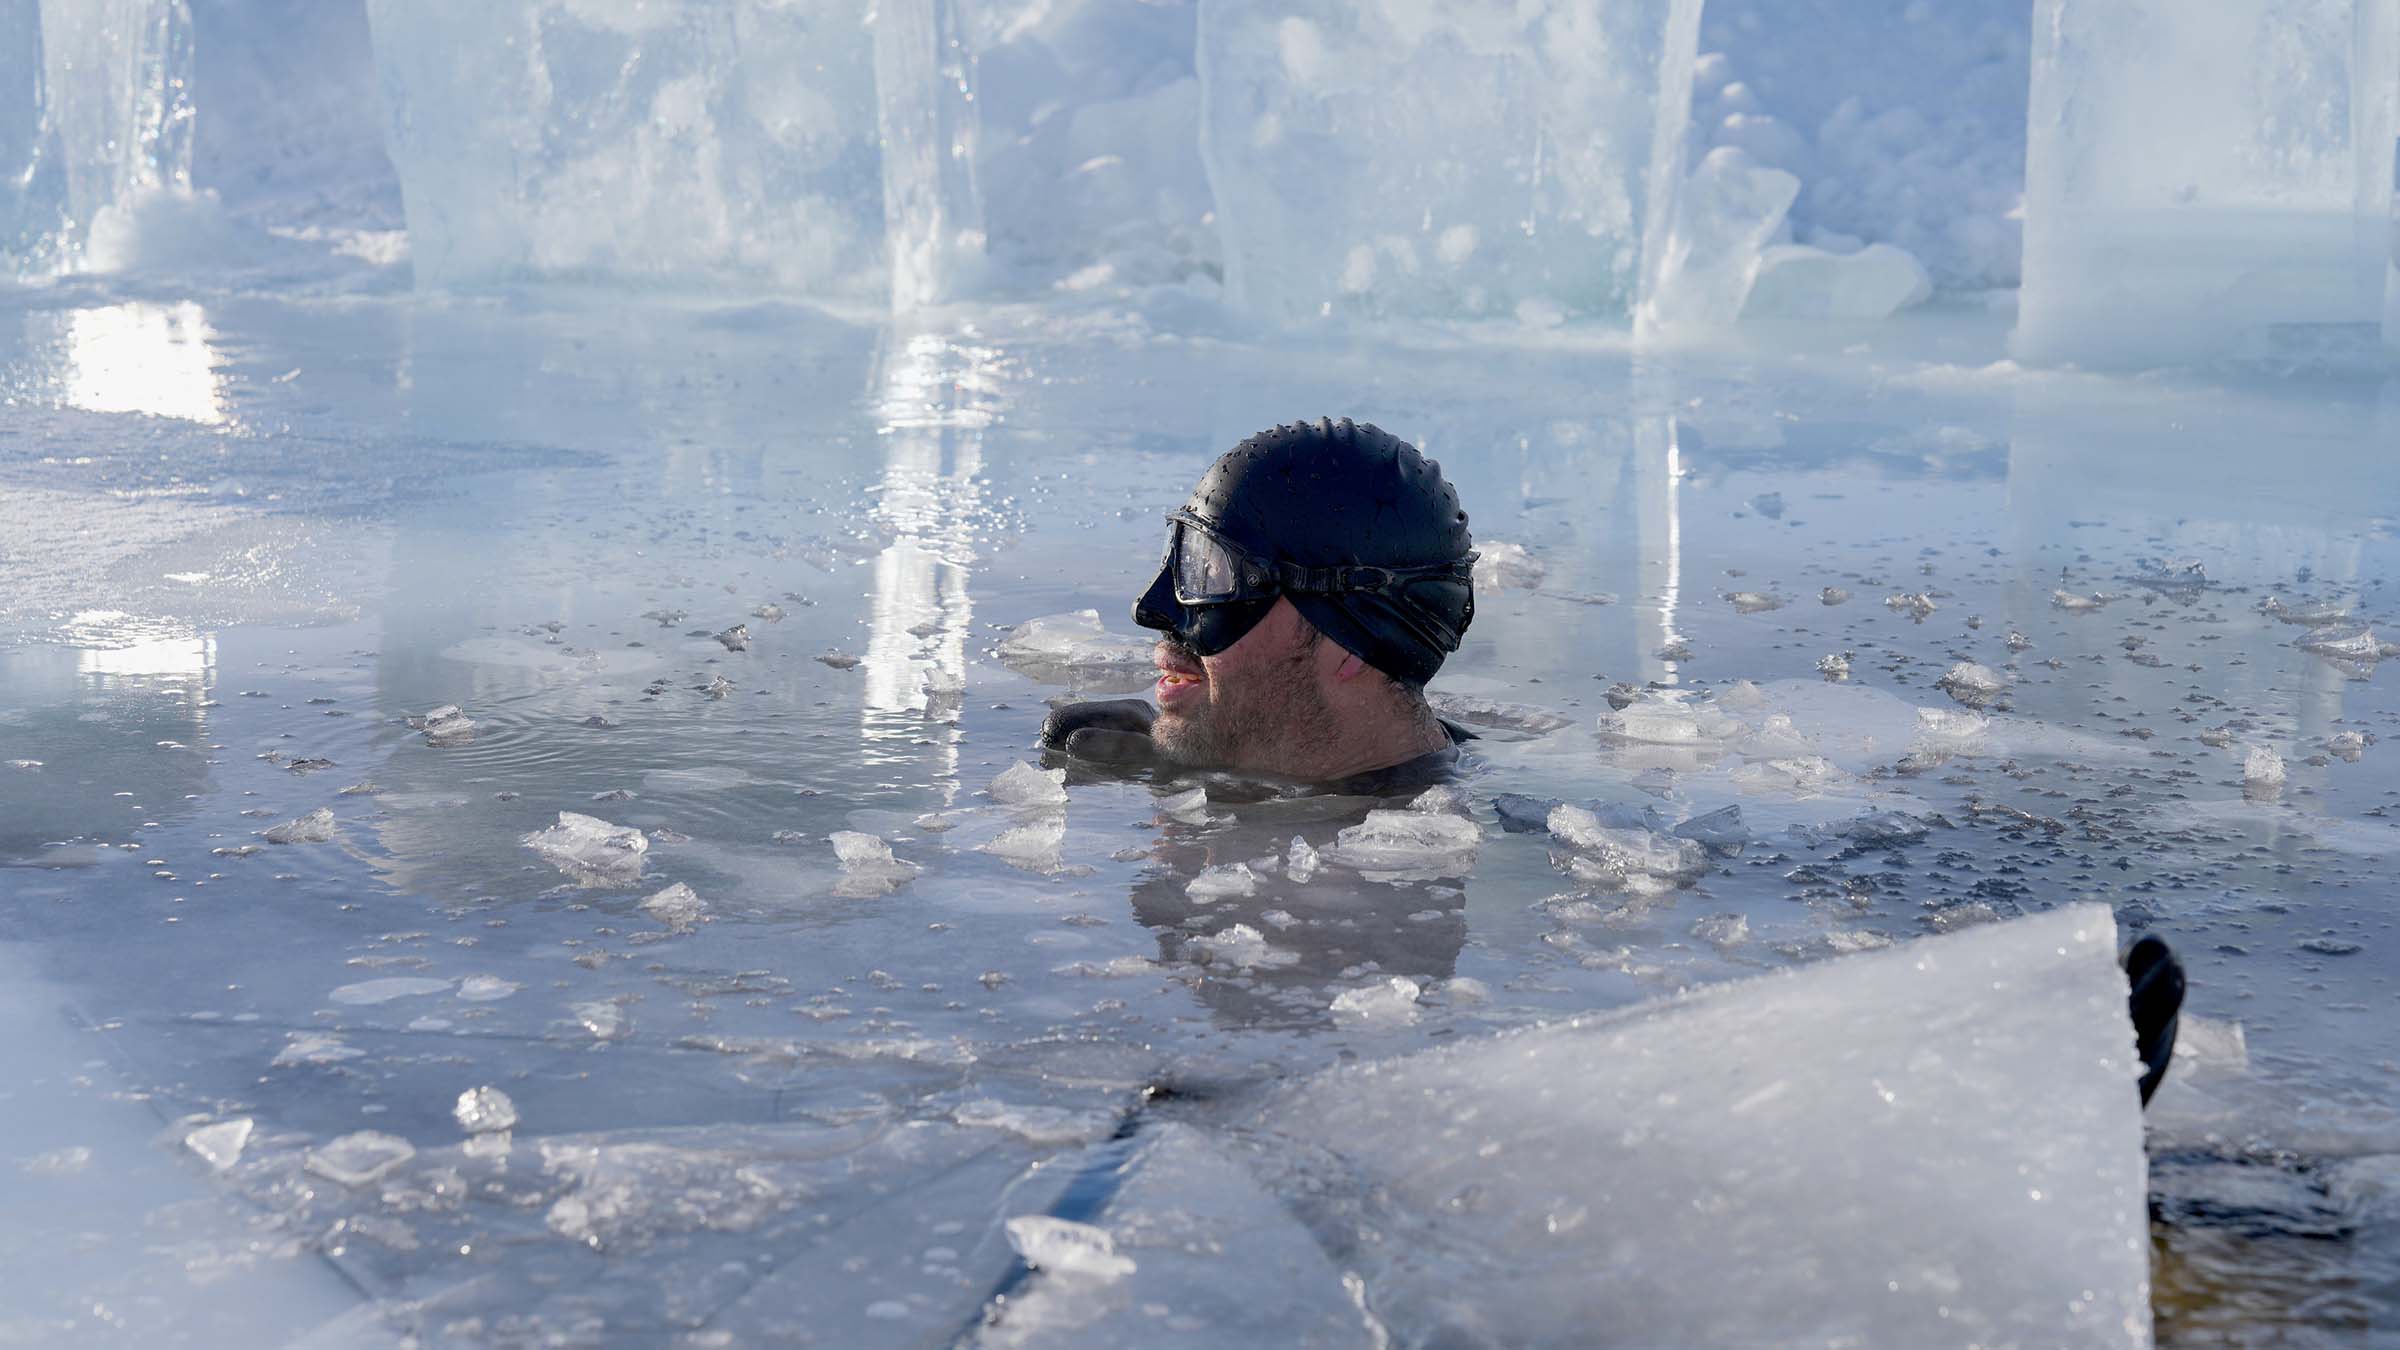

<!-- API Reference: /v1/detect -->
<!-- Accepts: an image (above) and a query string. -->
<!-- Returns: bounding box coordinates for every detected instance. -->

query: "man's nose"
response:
[1133,566,1183,633]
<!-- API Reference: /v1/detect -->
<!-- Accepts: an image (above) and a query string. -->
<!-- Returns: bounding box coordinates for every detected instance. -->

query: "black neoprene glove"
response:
[1040,698,1159,766]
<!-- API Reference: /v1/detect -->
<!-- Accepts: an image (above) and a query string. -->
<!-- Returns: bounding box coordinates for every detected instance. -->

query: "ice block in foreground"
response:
[1198,0,1702,323]
[363,0,885,295]
[2018,0,2400,367]
[995,905,2152,1345]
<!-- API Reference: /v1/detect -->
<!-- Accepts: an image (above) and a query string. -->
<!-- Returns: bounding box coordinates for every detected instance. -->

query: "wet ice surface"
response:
[0,293,2396,1347]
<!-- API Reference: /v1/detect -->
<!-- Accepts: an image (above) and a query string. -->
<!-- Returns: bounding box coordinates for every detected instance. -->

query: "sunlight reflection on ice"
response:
[63,301,225,424]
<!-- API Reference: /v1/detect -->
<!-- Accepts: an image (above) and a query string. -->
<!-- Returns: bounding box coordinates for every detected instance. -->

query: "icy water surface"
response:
[0,289,2396,1345]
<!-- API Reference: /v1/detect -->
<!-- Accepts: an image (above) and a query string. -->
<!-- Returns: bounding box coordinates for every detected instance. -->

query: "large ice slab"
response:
[2019,0,2400,367]
[2,0,194,277]
[363,0,886,295]
[1198,0,1702,323]
[1240,904,2151,1346]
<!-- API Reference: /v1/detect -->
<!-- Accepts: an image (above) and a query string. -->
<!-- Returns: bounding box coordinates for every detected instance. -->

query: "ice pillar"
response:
[873,0,984,309]
[2,0,191,277]
[2019,0,2400,367]
[1197,0,1703,323]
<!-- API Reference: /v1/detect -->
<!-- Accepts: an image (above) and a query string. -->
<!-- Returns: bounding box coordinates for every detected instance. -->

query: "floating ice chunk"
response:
[410,704,476,746]
[1332,976,1423,1025]
[998,611,1155,689]
[305,1131,416,1188]
[1184,923,1297,969]
[1492,794,1562,834]
[1598,692,1742,746]
[2263,597,2351,627]
[1743,243,1932,320]
[988,760,1069,807]
[1325,810,1482,877]
[1286,835,1320,884]
[714,624,750,652]
[815,653,859,671]
[273,1032,363,1067]
[1186,863,1259,902]
[1815,652,1850,681]
[1204,0,1704,322]
[1915,706,1992,749]
[1729,755,1841,796]
[639,882,709,929]
[2244,745,2286,789]
[1689,913,1749,948]
[1670,805,1748,857]
[1743,713,1817,758]
[1548,805,1706,888]
[1724,591,1783,613]
[455,1086,519,1135]
[541,1138,786,1250]
[573,1001,630,1042]
[980,815,1066,872]
[329,976,452,1006]
[2329,731,2371,761]
[184,1118,253,1173]
[1884,591,1936,620]
[1820,587,1850,606]
[1156,787,1211,824]
[260,807,335,844]
[829,832,918,896]
[955,1100,1115,1148]
[1935,662,2007,709]
[1250,905,2150,1346]
[2299,626,2392,663]
[1426,692,1572,736]
[1408,785,1470,816]
[457,976,521,1002]
[1472,542,1546,590]
[1003,1216,1135,1282]
[1640,146,1800,332]
[1717,680,1769,710]
[2050,590,2109,613]
[521,811,648,886]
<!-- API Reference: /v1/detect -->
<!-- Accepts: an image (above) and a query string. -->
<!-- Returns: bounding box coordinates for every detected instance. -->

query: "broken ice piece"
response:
[454,1086,519,1135]
[2243,745,2285,789]
[641,608,686,627]
[988,760,1069,807]
[1157,787,1211,823]
[830,832,918,895]
[2328,731,2370,761]
[1286,835,1321,883]
[1726,591,1783,614]
[816,652,860,670]
[1691,913,1750,949]
[1493,793,1564,834]
[1409,784,1469,815]
[2005,631,2033,652]
[521,812,648,886]
[715,624,750,651]
[1004,1216,1135,1281]
[2050,590,2108,613]
[996,610,1156,688]
[1472,541,1547,590]
[1331,976,1423,1024]
[979,816,1066,871]
[1184,923,1296,969]
[1598,693,1743,746]
[304,1130,416,1187]
[2298,626,2389,663]
[1548,805,1706,887]
[2263,597,2348,626]
[580,714,619,729]
[457,976,520,1002]
[1816,652,1851,681]
[751,603,785,622]
[1186,863,1259,902]
[573,1001,630,1041]
[1425,692,1573,736]
[1935,662,2007,708]
[1821,587,1851,606]
[184,1117,254,1172]
[261,808,335,844]
[1885,592,1936,620]
[1748,492,1784,519]
[1326,811,1482,875]
[411,704,477,746]
[1671,805,1748,856]
[700,674,736,698]
[272,1032,363,1067]
[639,882,709,929]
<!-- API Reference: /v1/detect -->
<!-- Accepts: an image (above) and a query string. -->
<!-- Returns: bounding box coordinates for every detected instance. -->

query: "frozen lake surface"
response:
[1,283,2396,1345]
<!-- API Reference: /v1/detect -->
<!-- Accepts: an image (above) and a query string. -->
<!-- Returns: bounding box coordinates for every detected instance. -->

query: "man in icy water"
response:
[1041,416,2186,1102]
[1042,417,1476,794]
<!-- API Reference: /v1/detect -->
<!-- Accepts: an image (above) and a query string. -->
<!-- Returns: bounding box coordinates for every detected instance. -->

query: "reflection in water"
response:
[861,333,1002,781]
[1636,414,1685,685]
[61,301,224,424]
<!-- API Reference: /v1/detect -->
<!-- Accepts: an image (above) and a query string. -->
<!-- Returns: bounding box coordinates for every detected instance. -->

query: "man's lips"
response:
[1155,644,1204,704]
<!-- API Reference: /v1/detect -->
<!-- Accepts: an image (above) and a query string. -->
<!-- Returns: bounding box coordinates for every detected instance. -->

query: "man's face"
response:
[1150,598,1346,773]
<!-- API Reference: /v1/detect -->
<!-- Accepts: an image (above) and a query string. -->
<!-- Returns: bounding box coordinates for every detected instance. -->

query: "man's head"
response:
[1133,418,1476,777]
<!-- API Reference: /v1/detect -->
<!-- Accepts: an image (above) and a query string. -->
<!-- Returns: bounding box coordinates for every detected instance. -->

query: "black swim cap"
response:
[1134,418,1476,687]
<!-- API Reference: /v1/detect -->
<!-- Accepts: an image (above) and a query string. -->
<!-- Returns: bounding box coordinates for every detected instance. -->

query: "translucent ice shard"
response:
[1183,922,1295,969]
[874,0,983,308]
[1199,0,1704,322]
[183,1117,252,1172]
[1742,241,1933,320]
[1470,541,1546,589]
[305,1130,416,1188]
[260,807,335,844]
[6,0,194,276]
[1330,975,1422,1025]
[521,811,648,887]
[830,831,918,896]
[1003,1216,1135,1282]
[987,760,1069,807]
[409,703,476,745]
[2019,0,2400,366]
[2245,744,2287,789]
[1935,661,2007,708]
[1250,905,2151,1347]
[1597,691,1742,746]
[1323,810,1482,878]
[638,881,709,929]
[997,611,1156,690]
[1548,804,1706,889]
[1185,862,1259,902]
[362,0,886,295]
[980,815,1066,872]
[1638,145,1800,333]
[454,1086,519,1135]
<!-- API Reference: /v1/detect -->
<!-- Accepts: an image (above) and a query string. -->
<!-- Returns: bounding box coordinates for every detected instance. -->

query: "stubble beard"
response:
[1153,639,1338,775]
